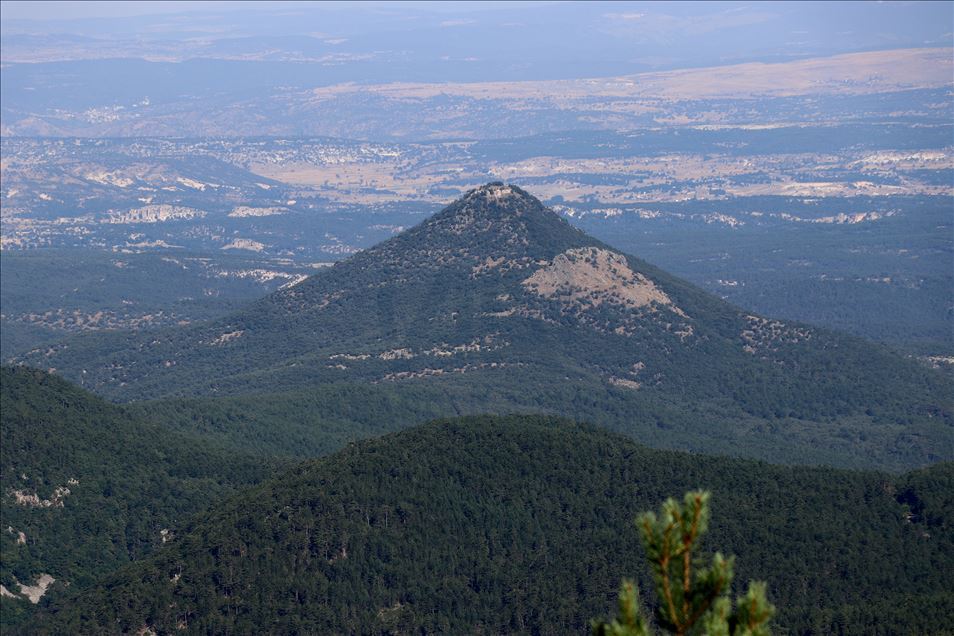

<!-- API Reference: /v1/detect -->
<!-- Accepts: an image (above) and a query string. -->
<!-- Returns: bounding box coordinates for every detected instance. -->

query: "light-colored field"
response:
[4,48,950,139]
[310,48,953,103]
[249,147,954,205]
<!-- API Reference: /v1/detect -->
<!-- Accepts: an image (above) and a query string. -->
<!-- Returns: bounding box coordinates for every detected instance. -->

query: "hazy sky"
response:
[1,1,544,20]
[2,1,304,20]
[2,1,950,83]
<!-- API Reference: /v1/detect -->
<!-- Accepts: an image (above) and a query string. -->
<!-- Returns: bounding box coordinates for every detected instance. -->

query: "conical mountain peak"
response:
[430,182,557,225]
[288,184,691,341]
[462,182,532,207]
[320,183,592,286]
[396,182,588,259]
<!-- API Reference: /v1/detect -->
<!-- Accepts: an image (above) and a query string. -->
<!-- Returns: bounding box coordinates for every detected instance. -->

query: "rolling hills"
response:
[20,183,952,470]
[31,415,954,635]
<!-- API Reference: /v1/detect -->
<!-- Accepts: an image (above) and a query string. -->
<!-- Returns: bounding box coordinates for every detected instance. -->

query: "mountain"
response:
[0,366,278,628]
[32,416,954,635]
[20,184,953,469]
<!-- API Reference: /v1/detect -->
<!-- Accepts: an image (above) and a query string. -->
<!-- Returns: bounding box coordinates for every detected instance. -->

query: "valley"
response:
[3,52,951,361]
[1,5,952,633]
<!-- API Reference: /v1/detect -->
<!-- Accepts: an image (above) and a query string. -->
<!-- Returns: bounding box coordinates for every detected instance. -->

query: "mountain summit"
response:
[268,182,691,341]
[331,182,589,273]
[21,184,952,469]
[399,183,686,325]
[422,182,578,244]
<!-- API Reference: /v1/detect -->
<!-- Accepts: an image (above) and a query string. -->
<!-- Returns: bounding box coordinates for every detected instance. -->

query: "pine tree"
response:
[593,491,774,636]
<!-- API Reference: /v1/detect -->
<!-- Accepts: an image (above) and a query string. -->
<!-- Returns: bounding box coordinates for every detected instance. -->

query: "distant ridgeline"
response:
[23,414,954,635]
[18,184,953,471]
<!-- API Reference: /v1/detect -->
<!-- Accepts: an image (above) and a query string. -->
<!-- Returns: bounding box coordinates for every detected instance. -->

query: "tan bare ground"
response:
[727,181,952,198]
[208,330,244,346]
[609,377,642,390]
[17,574,55,604]
[248,160,433,190]
[310,48,952,103]
[220,238,267,252]
[523,247,685,316]
[249,160,465,203]
[250,146,954,205]
[11,486,71,508]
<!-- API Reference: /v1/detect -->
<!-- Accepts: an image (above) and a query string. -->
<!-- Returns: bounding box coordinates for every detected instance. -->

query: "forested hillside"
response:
[32,416,954,635]
[0,367,279,628]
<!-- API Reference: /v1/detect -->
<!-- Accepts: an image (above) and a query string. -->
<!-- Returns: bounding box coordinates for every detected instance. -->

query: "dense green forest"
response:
[0,367,282,628]
[31,416,953,635]
[15,185,953,471]
[134,370,951,472]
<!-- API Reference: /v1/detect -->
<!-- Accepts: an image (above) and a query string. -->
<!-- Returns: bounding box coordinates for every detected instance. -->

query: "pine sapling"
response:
[593,491,774,636]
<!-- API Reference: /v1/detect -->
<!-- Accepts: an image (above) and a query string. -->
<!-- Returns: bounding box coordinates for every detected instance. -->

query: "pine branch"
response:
[592,491,774,636]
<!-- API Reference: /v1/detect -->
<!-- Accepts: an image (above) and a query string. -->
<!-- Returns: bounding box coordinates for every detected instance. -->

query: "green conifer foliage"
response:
[594,491,774,636]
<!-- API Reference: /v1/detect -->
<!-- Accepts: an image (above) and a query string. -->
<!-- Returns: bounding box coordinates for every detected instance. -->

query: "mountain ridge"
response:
[16,184,953,470]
